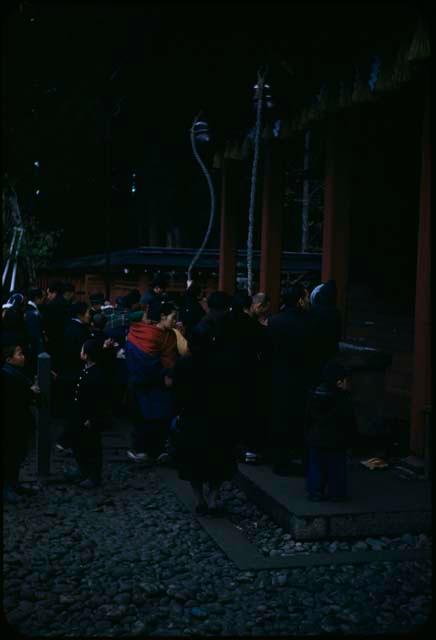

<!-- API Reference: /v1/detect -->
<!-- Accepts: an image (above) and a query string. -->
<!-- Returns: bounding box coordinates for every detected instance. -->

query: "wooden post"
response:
[37,352,52,480]
[321,114,352,323]
[410,95,431,457]
[259,139,284,314]
[218,152,239,294]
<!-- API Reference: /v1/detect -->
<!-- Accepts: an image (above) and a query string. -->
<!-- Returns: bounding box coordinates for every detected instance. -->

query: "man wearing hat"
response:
[89,292,105,322]
[140,276,168,322]
[304,360,356,502]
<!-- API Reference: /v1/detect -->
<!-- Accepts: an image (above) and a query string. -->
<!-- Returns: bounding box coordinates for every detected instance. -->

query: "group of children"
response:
[2,279,356,508]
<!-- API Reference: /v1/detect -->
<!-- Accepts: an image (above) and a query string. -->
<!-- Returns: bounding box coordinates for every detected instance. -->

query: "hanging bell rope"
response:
[246,66,268,296]
[187,112,216,286]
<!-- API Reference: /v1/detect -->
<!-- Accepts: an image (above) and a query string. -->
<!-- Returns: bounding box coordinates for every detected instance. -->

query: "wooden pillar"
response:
[218,153,239,294]
[410,95,431,456]
[321,114,352,323]
[259,140,284,313]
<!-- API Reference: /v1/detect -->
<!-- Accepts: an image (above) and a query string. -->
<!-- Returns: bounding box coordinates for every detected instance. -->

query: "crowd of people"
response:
[2,276,356,511]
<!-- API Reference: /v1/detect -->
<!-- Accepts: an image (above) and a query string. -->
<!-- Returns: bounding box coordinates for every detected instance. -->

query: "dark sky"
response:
[2,2,423,257]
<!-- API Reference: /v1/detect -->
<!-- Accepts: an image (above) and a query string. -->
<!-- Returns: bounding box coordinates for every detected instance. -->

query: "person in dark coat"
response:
[41,281,70,371]
[89,292,105,322]
[1,343,40,504]
[171,291,244,515]
[2,307,29,360]
[305,361,356,501]
[307,279,342,386]
[24,287,46,374]
[177,282,206,341]
[266,283,312,475]
[228,290,270,462]
[140,276,168,322]
[56,302,92,449]
[67,339,110,488]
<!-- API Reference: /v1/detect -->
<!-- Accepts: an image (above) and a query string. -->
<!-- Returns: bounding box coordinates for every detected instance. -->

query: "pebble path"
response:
[3,462,432,636]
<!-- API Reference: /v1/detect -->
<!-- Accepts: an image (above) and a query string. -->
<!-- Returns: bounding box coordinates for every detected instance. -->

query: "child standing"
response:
[305,361,356,502]
[1,343,40,504]
[68,339,109,488]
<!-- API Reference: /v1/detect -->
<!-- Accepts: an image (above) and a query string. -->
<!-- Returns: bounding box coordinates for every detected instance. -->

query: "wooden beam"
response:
[321,114,352,326]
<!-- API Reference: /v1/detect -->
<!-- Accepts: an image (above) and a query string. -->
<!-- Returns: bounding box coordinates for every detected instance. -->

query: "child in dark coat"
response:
[305,361,356,502]
[67,339,109,488]
[1,343,40,504]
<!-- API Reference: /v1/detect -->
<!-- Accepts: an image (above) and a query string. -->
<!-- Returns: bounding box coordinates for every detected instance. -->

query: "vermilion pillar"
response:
[218,153,240,294]
[321,114,352,324]
[259,140,284,313]
[410,96,431,456]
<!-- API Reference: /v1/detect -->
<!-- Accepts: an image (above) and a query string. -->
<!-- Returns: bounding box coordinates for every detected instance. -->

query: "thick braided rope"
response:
[187,116,216,284]
[247,72,265,296]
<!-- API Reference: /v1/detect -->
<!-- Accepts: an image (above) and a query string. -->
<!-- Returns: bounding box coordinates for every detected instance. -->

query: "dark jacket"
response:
[305,383,356,449]
[171,313,245,482]
[307,280,342,384]
[1,363,36,436]
[71,364,109,431]
[60,319,91,382]
[178,295,205,340]
[266,306,312,439]
[41,296,70,367]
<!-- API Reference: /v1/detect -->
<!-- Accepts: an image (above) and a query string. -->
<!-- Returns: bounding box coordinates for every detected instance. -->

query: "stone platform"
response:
[235,461,432,541]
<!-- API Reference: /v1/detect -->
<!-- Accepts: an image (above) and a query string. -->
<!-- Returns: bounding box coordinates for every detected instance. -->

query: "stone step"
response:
[235,462,431,541]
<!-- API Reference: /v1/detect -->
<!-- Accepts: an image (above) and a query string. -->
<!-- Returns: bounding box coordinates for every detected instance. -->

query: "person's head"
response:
[47,281,63,301]
[317,280,337,307]
[80,338,103,365]
[206,291,231,313]
[2,292,25,310]
[151,276,167,295]
[231,290,252,315]
[186,282,203,300]
[124,289,141,310]
[89,292,104,310]
[28,287,46,306]
[91,313,107,332]
[62,283,75,302]
[72,301,91,324]
[321,361,351,391]
[157,302,177,330]
[281,283,309,311]
[2,343,25,367]
[250,292,270,318]
[310,283,324,307]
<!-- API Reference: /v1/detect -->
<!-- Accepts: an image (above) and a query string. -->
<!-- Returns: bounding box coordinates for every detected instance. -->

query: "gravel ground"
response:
[3,462,432,636]
[221,482,432,557]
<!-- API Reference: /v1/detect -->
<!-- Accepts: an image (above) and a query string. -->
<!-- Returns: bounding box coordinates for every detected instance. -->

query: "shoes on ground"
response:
[244,451,260,464]
[79,478,101,489]
[55,443,73,454]
[156,452,170,465]
[127,450,151,463]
